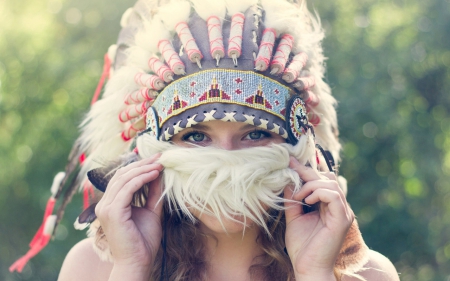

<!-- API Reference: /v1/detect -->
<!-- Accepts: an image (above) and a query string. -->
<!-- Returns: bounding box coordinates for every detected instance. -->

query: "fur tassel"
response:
[158,0,191,30]
[191,0,226,20]
[224,0,258,15]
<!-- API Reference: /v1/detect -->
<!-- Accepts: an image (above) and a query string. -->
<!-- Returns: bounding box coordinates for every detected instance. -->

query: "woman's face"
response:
[171,120,285,234]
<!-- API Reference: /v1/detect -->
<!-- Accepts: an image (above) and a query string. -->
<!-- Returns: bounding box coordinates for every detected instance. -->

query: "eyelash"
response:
[245,130,272,140]
[181,130,207,142]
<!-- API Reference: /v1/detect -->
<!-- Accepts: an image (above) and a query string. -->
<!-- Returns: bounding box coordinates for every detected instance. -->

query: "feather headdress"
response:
[10,0,366,276]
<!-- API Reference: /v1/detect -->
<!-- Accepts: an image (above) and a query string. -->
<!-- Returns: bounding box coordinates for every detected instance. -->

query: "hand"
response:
[284,157,354,280]
[95,154,164,272]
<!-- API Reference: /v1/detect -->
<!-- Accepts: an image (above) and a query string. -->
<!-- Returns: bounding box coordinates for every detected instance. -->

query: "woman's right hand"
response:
[95,154,164,276]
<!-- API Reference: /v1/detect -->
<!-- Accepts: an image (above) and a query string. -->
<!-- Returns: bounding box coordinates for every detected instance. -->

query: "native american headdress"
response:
[11,0,368,277]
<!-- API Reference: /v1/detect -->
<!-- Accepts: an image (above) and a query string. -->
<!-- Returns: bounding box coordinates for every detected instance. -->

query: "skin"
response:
[58,120,400,281]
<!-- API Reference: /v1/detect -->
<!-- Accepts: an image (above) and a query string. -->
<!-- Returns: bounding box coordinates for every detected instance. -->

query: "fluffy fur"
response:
[191,0,226,20]
[136,131,316,233]
[158,0,191,30]
[224,0,258,15]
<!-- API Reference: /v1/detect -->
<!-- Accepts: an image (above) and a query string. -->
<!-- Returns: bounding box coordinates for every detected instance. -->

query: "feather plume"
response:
[158,0,191,30]
[135,16,170,53]
[260,0,298,34]
[120,8,134,27]
[191,0,226,20]
[126,46,154,71]
[224,0,258,15]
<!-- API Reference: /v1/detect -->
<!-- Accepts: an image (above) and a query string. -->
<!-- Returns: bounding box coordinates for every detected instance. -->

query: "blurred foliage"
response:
[0,0,448,280]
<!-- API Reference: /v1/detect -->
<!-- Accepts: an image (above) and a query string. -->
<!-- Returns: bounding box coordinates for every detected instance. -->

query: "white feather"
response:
[126,46,154,71]
[120,8,134,27]
[224,0,258,15]
[158,0,191,30]
[261,0,298,34]
[191,0,226,20]
[135,16,170,53]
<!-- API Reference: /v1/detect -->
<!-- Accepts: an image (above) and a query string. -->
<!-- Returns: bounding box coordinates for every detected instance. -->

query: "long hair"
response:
[131,186,294,281]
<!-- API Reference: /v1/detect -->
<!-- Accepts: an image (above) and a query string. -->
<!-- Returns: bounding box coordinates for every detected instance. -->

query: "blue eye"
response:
[183,131,207,142]
[245,130,271,140]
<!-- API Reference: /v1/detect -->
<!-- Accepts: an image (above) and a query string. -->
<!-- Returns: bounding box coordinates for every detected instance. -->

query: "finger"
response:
[110,153,161,181]
[145,174,163,216]
[304,189,349,221]
[289,157,322,182]
[321,171,337,181]
[110,170,161,210]
[293,180,345,205]
[102,162,163,206]
[283,186,304,224]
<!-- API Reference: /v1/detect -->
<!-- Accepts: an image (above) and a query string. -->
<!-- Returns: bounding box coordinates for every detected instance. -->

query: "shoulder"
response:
[342,250,400,281]
[58,238,113,281]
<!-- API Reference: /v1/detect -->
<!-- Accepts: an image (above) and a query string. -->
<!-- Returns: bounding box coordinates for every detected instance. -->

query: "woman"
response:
[12,0,400,279]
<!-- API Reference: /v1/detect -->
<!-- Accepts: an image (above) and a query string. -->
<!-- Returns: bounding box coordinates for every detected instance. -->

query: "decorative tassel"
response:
[282,52,308,83]
[121,117,146,141]
[134,73,165,90]
[158,39,186,75]
[10,215,57,273]
[124,88,157,105]
[270,34,294,75]
[119,101,152,122]
[228,13,245,66]
[175,22,203,68]
[255,28,276,71]
[148,57,174,82]
[207,16,225,66]
[91,53,112,105]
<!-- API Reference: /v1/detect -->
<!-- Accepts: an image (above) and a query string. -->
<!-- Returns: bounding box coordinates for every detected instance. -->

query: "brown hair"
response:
[132,187,295,281]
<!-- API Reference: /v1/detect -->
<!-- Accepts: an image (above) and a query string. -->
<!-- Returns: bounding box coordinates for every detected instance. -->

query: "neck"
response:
[199,223,264,281]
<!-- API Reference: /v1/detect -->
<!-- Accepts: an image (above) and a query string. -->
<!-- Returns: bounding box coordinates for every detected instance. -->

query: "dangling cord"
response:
[315,144,336,173]
[160,212,167,281]
[91,53,112,105]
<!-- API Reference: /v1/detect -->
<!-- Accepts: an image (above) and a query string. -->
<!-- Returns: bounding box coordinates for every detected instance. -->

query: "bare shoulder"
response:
[342,250,400,281]
[58,238,113,281]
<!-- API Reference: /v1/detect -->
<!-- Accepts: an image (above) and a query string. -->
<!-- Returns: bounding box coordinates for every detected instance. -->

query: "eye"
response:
[244,130,271,140]
[182,131,208,143]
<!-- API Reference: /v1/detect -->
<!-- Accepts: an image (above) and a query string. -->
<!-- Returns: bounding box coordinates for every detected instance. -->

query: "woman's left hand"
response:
[284,157,354,281]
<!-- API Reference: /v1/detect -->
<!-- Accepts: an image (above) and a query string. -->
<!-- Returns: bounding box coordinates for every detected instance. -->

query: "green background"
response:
[1,0,449,280]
